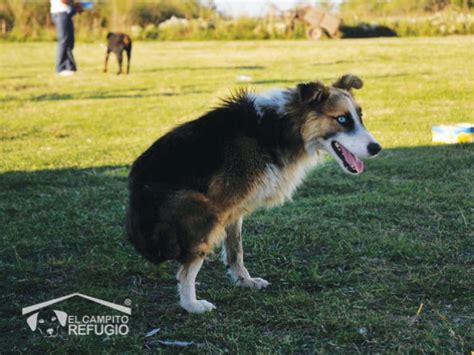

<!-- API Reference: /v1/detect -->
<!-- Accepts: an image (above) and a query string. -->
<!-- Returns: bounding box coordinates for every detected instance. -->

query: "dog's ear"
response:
[26,312,39,331]
[53,310,68,327]
[332,74,363,92]
[107,32,114,40]
[297,81,329,104]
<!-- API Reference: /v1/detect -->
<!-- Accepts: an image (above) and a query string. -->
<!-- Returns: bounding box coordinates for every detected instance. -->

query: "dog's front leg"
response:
[224,217,270,289]
[125,48,131,74]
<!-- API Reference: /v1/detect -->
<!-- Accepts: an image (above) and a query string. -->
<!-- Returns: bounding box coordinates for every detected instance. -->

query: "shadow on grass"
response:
[0,130,37,142]
[143,65,265,73]
[253,75,341,85]
[29,89,211,102]
[364,71,433,79]
[2,143,472,256]
[253,79,308,85]
[312,60,355,66]
[1,144,472,352]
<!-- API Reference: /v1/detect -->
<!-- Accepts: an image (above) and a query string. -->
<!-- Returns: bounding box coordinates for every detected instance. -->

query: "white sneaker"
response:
[58,70,75,76]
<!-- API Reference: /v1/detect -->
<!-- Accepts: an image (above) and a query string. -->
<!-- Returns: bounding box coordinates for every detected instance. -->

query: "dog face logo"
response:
[26,310,67,338]
[22,293,131,337]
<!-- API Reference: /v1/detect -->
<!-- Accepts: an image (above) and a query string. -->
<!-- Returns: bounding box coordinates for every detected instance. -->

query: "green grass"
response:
[1,37,473,353]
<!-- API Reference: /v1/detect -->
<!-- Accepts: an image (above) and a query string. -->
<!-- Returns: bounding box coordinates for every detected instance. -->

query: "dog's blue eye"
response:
[337,116,347,124]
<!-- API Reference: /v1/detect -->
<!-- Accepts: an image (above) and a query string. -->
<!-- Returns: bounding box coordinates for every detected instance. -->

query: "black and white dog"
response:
[127,74,382,313]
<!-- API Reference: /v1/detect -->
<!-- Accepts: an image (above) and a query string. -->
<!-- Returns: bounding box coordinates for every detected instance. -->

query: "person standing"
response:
[50,0,82,76]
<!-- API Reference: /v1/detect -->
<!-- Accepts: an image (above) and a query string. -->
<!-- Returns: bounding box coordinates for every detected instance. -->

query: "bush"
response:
[131,2,186,27]
[377,11,474,36]
[0,0,472,41]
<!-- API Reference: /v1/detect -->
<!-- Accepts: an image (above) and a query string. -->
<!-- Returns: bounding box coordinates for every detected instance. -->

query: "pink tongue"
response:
[340,144,364,173]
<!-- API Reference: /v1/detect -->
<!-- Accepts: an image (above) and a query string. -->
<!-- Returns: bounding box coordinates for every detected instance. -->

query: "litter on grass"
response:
[236,75,252,82]
[158,340,193,347]
[409,302,424,325]
[145,328,161,337]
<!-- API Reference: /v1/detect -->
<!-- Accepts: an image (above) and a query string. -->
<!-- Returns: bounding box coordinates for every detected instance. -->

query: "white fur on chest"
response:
[252,151,324,208]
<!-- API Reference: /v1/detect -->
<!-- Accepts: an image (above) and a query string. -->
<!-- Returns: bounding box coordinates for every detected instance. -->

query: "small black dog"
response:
[104,32,132,75]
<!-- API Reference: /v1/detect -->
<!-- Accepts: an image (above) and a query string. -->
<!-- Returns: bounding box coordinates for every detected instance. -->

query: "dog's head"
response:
[293,74,381,174]
[26,309,67,338]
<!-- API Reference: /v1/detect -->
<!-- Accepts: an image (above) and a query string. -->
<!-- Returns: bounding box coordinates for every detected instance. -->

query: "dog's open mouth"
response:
[331,141,364,174]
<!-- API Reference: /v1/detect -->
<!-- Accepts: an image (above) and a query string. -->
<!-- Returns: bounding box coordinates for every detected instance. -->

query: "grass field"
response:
[1,37,473,353]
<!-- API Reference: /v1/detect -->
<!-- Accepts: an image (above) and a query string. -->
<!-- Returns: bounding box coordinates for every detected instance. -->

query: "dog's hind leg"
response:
[103,49,110,73]
[168,191,225,313]
[223,217,270,289]
[116,51,123,75]
[177,257,216,313]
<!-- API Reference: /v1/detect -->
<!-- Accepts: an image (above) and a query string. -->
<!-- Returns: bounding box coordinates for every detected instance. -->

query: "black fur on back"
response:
[106,32,132,52]
[127,90,305,264]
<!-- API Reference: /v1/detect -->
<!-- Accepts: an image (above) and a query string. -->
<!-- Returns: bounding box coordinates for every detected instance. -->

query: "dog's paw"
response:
[181,299,216,314]
[237,277,271,289]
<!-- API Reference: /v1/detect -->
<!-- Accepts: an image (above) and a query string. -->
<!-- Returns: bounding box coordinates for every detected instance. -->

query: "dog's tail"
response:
[126,182,181,265]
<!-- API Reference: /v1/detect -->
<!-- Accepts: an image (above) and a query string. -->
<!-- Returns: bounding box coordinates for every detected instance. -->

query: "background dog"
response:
[104,32,132,75]
[127,74,381,313]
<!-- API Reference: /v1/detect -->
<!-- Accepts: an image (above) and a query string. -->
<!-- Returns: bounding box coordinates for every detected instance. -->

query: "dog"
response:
[104,32,132,75]
[26,309,67,338]
[127,74,381,313]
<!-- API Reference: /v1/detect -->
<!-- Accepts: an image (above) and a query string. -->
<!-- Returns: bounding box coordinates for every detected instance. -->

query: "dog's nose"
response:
[47,328,54,334]
[367,142,382,156]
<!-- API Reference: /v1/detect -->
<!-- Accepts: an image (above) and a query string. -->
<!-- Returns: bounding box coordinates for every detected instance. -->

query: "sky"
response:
[211,0,343,17]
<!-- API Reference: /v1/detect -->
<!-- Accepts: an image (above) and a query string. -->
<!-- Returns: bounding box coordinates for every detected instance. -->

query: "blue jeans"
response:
[51,12,77,72]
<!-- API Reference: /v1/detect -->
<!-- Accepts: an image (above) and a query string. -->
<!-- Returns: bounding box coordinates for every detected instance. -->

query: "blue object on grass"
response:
[432,123,474,143]
[432,124,474,134]
[81,2,93,10]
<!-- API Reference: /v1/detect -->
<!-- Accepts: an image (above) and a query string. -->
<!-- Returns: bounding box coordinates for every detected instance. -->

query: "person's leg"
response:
[52,13,69,73]
[65,14,77,71]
